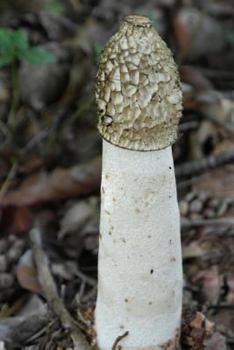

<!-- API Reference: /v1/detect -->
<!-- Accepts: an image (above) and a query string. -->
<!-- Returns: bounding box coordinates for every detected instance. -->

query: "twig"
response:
[181,217,234,228]
[30,227,92,350]
[74,268,97,287]
[112,331,129,350]
[177,176,200,189]
[76,281,86,305]
[179,121,199,133]
[0,313,47,345]
[176,149,234,178]
[22,129,49,153]
[0,161,18,200]
[0,120,11,145]
[208,304,234,310]
[82,286,97,303]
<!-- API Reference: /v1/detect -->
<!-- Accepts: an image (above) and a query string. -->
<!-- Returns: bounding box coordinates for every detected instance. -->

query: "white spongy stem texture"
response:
[96,140,183,350]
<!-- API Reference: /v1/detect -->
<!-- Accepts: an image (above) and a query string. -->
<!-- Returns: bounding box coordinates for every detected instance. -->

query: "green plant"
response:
[44,0,66,15]
[0,29,55,67]
[0,28,56,128]
[226,31,234,47]
[95,43,103,58]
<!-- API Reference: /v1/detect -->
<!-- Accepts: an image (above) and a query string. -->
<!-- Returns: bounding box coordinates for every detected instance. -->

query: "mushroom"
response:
[95,15,183,350]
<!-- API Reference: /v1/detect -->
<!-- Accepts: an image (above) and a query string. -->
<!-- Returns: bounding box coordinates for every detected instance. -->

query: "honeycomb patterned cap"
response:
[96,15,182,151]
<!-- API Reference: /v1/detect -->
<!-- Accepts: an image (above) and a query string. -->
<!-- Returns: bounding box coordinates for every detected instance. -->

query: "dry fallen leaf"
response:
[174,8,225,61]
[192,166,234,199]
[196,90,234,134]
[226,273,234,303]
[209,310,234,338]
[182,310,215,350]
[180,66,213,92]
[0,157,101,207]
[58,197,99,238]
[0,206,32,235]
[204,332,227,350]
[192,265,222,304]
[16,250,42,294]
[182,240,211,259]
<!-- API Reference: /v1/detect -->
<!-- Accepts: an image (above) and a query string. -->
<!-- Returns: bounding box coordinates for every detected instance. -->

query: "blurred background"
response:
[0,0,234,349]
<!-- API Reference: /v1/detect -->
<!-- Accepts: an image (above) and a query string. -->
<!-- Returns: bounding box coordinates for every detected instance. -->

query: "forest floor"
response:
[0,0,234,349]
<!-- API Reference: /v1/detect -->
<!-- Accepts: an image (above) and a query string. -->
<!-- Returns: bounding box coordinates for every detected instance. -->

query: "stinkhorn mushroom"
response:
[95,15,183,350]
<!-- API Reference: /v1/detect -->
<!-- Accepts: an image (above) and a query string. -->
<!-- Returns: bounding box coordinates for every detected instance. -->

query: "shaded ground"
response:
[0,0,234,348]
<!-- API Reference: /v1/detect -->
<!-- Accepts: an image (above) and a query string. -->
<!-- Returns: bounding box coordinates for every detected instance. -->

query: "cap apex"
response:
[123,15,152,27]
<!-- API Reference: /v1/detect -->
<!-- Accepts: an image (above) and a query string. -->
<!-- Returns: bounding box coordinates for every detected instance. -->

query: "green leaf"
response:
[0,29,14,52]
[227,31,234,47]
[0,28,29,66]
[45,1,66,15]
[19,47,56,65]
[12,30,29,53]
[0,29,16,67]
[0,28,56,67]
[0,53,15,67]
[95,43,103,57]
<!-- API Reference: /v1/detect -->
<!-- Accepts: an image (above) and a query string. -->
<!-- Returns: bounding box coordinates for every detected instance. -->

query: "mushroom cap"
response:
[96,15,182,151]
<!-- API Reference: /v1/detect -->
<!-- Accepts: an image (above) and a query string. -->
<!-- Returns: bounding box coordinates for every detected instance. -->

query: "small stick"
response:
[208,304,234,310]
[181,218,234,228]
[30,227,92,350]
[112,331,129,350]
[0,161,18,200]
[176,149,234,178]
[74,267,97,287]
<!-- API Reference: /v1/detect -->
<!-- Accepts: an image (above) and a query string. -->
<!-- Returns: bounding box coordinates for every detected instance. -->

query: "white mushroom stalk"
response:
[95,15,183,350]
